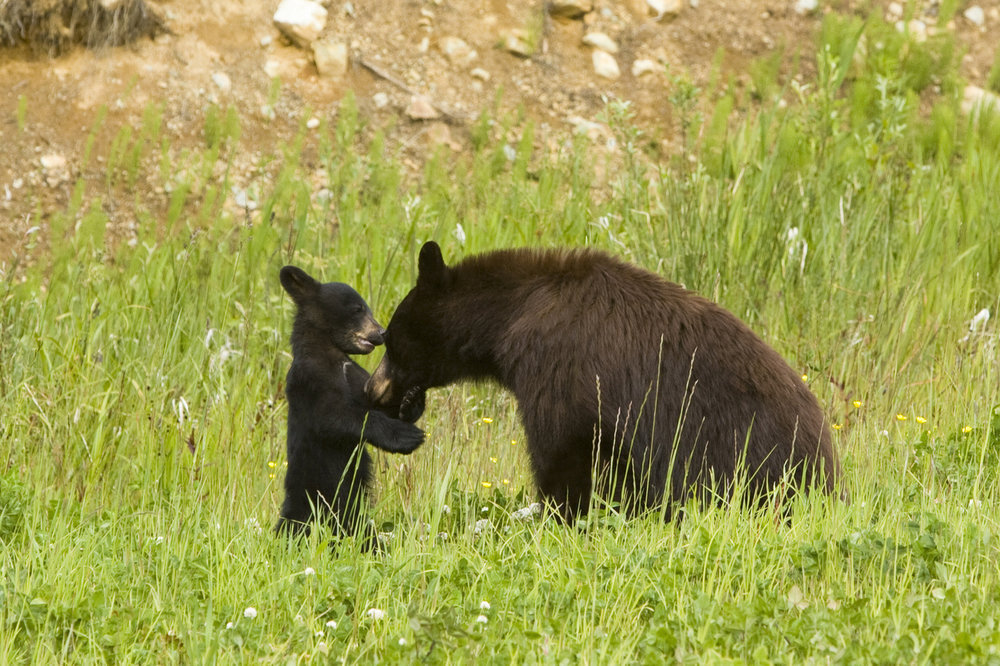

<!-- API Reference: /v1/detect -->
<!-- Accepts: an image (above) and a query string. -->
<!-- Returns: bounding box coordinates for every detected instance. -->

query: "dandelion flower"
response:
[489,457,498,463]
[896,414,907,421]
[916,416,927,424]
[480,601,491,610]
[325,620,338,630]
[801,374,809,382]
[476,615,488,624]
[852,400,863,409]
[481,481,492,488]
[303,567,316,576]
[832,424,842,431]
[482,417,493,424]
[502,478,510,485]
[267,461,277,468]
[962,425,973,433]
[365,608,385,621]
[510,439,518,446]
[243,607,258,619]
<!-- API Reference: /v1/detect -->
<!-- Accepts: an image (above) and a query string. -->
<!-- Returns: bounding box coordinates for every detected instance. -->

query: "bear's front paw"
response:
[399,387,426,423]
[395,423,425,453]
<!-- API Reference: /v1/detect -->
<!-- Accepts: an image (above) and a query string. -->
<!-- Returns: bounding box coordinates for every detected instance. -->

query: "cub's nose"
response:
[366,327,386,346]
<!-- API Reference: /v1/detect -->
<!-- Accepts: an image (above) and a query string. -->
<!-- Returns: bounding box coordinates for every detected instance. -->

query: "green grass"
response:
[3,17,1000,663]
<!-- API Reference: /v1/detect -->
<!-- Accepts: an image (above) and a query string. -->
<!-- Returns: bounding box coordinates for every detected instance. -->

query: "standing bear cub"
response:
[276,265,425,540]
[368,242,844,520]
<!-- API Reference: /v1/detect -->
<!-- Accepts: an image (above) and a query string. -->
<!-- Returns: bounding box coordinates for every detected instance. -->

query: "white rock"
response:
[887,2,903,19]
[263,59,281,78]
[313,40,348,77]
[439,36,477,66]
[373,92,389,108]
[549,0,593,19]
[582,32,618,54]
[306,117,320,129]
[273,0,328,49]
[40,154,67,171]
[631,58,659,76]
[962,85,1000,115]
[503,30,532,57]
[211,72,231,93]
[895,18,927,42]
[470,67,491,81]
[406,95,440,120]
[794,0,818,15]
[646,0,682,18]
[963,5,985,26]
[592,50,620,79]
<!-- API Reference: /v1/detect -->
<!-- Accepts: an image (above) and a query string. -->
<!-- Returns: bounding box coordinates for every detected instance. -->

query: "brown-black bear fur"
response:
[367,242,844,520]
[276,265,425,540]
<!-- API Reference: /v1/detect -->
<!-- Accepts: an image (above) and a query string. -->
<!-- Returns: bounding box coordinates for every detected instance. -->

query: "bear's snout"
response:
[366,359,395,406]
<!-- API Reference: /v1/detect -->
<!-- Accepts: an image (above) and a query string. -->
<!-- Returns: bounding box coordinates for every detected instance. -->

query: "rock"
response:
[886,2,903,19]
[631,59,659,77]
[263,59,281,78]
[794,0,818,15]
[40,154,69,187]
[962,85,1000,116]
[502,30,533,57]
[963,5,985,26]
[306,117,320,129]
[211,72,231,93]
[549,0,593,19]
[582,32,618,54]
[439,36,477,66]
[373,92,389,109]
[470,67,491,81]
[646,0,682,19]
[406,95,440,120]
[273,0,328,49]
[426,122,460,151]
[313,40,349,77]
[896,18,927,42]
[592,50,620,79]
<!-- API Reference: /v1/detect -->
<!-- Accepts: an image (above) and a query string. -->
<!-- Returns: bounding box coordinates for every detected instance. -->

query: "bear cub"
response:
[275,265,425,541]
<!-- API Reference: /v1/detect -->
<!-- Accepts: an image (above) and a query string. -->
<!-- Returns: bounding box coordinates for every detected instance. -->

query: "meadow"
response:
[2,13,1000,663]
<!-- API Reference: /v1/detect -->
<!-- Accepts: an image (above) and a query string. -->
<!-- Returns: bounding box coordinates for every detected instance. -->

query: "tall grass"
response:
[2,14,1000,663]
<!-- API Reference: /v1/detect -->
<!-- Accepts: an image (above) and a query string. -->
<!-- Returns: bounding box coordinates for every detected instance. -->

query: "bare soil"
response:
[1,0,997,260]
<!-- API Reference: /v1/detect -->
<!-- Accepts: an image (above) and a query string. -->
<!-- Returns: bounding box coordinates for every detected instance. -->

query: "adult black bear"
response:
[276,265,425,540]
[367,242,844,520]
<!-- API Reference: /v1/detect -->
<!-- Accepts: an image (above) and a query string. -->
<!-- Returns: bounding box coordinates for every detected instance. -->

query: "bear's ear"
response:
[417,241,447,289]
[279,265,319,303]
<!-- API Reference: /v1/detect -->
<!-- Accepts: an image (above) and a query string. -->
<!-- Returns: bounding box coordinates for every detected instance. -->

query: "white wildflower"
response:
[473,518,491,535]
[243,607,258,619]
[453,223,466,247]
[475,614,488,624]
[366,608,385,621]
[480,601,491,610]
[512,503,542,520]
[303,567,316,576]
[325,620,338,629]
[970,308,990,333]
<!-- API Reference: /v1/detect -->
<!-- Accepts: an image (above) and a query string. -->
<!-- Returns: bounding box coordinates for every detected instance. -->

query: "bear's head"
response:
[367,241,454,411]
[279,265,385,355]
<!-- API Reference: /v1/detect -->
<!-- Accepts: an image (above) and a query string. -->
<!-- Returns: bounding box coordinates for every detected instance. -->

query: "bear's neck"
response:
[289,325,350,364]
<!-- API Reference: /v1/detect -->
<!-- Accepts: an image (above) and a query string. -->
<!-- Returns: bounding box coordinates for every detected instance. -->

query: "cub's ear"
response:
[417,241,447,288]
[279,265,319,302]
